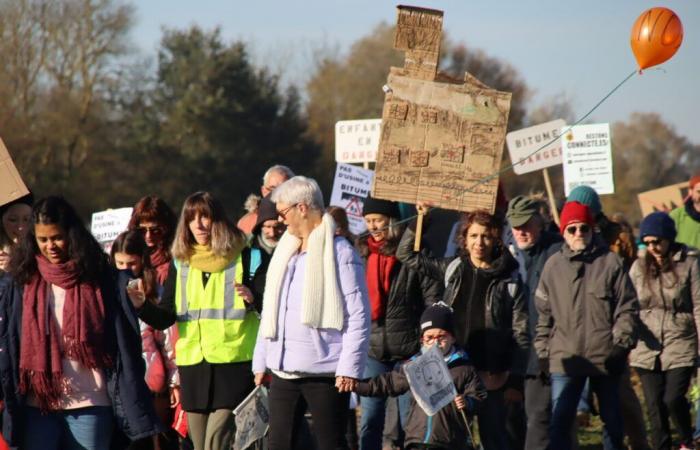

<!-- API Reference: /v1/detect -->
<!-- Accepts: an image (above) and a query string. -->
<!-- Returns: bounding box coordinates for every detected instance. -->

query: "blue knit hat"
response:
[567,186,601,216]
[639,212,676,241]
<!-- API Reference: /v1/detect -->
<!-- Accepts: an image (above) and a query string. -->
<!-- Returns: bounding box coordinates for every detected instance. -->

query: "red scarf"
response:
[365,238,398,321]
[150,248,171,285]
[19,256,113,411]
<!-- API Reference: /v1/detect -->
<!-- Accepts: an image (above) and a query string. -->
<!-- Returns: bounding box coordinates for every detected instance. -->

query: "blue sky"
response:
[132,1,700,144]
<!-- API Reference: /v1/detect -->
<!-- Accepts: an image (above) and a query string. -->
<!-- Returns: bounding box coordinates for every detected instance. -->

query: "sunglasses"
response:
[565,224,591,235]
[138,225,164,236]
[277,203,299,220]
[643,239,664,247]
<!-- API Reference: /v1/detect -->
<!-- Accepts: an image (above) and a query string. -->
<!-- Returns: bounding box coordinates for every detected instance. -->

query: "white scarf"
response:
[261,213,344,338]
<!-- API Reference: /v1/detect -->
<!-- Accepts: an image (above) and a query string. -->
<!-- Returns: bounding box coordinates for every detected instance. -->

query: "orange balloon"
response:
[630,7,683,70]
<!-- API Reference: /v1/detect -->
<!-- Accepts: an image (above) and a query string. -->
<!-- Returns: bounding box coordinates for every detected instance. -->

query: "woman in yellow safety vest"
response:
[136,191,260,450]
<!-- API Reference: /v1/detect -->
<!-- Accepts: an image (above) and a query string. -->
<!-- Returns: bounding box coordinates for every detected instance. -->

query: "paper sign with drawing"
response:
[233,385,270,450]
[403,344,457,416]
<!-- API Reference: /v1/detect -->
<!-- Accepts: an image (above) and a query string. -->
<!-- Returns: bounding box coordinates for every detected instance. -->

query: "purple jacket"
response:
[252,237,370,379]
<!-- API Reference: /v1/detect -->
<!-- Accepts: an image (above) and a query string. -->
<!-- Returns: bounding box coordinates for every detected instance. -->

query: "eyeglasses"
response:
[138,225,164,236]
[277,203,299,220]
[565,224,590,235]
[643,239,664,247]
[422,334,450,345]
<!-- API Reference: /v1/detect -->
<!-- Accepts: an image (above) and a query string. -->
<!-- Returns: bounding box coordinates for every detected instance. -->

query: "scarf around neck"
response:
[150,247,171,285]
[19,256,113,411]
[365,237,398,322]
[260,213,344,338]
[189,244,236,273]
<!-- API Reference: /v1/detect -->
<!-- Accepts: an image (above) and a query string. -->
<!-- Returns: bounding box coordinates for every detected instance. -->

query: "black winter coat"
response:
[0,270,164,449]
[357,236,443,362]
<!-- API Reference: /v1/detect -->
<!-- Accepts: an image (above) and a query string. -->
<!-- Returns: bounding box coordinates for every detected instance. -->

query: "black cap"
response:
[362,195,400,219]
[420,302,454,336]
[253,196,279,234]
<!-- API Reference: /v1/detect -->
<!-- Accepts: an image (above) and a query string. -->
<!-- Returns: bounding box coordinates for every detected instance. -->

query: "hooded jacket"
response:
[397,225,530,377]
[629,245,700,371]
[355,348,486,450]
[357,235,443,361]
[534,238,639,375]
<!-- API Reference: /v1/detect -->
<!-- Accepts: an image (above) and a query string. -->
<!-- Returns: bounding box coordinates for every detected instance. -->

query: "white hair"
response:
[271,176,324,211]
[263,165,295,185]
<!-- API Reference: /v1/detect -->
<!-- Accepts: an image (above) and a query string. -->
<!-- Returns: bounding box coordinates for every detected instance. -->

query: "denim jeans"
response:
[550,374,623,450]
[359,357,411,450]
[23,405,114,450]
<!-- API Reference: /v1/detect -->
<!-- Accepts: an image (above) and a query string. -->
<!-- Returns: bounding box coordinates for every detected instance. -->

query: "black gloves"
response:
[604,345,629,376]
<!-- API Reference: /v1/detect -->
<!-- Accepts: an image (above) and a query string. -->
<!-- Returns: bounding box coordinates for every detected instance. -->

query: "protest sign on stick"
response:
[329,163,374,235]
[372,6,512,221]
[91,207,133,253]
[0,137,30,208]
[233,385,269,450]
[637,182,688,217]
[562,123,615,196]
[403,344,457,416]
[335,119,382,168]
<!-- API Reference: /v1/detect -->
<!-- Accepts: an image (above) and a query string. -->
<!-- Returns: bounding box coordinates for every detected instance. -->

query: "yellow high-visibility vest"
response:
[174,255,259,365]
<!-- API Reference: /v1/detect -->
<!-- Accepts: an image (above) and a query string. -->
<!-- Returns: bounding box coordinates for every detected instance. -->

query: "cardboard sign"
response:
[506,119,566,175]
[90,207,133,252]
[372,6,511,213]
[329,163,374,235]
[0,137,30,208]
[335,119,382,163]
[637,182,688,217]
[403,344,457,416]
[233,386,269,450]
[562,123,614,196]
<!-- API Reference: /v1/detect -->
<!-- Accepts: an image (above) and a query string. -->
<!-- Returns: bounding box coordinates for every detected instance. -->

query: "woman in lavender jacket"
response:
[252,176,370,450]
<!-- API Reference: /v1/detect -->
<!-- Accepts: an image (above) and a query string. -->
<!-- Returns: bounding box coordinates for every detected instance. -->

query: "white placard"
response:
[506,119,566,175]
[403,344,457,416]
[90,207,133,252]
[335,119,382,163]
[562,123,615,196]
[329,163,374,235]
[233,386,269,450]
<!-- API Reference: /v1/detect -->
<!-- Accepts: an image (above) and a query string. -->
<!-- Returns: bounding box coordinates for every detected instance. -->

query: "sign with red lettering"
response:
[329,163,374,235]
[506,119,565,175]
[335,119,382,163]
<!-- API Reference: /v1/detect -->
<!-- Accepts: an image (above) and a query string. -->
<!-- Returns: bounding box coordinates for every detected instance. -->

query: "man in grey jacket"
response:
[534,201,639,450]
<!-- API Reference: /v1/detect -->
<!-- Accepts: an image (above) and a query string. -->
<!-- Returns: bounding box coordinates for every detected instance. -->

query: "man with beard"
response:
[534,201,639,450]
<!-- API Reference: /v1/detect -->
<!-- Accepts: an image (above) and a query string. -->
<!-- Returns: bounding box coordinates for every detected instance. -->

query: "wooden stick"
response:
[413,210,425,252]
[542,168,560,227]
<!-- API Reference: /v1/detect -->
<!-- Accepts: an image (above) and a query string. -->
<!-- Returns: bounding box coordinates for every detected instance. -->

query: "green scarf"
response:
[189,244,237,272]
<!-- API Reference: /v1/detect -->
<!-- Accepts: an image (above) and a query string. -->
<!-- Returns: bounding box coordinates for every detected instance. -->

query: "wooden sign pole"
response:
[413,210,425,252]
[542,167,560,226]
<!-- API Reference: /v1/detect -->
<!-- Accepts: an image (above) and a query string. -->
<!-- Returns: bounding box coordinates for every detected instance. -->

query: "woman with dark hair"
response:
[0,196,162,450]
[128,196,178,285]
[137,191,259,450]
[396,205,529,450]
[0,193,33,272]
[629,212,700,450]
[111,231,179,450]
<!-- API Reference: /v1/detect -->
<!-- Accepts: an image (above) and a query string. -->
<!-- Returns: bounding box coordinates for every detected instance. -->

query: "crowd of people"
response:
[0,165,699,450]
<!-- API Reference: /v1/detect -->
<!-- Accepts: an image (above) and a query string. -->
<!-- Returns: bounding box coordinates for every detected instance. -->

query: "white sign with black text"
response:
[562,123,615,196]
[403,344,457,417]
[329,163,374,236]
[90,207,133,252]
[335,119,382,163]
[506,119,566,175]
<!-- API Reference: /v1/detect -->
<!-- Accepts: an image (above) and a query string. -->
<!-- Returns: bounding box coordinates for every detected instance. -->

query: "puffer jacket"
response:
[534,238,639,375]
[357,236,443,361]
[629,245,700,371]
[355,348,486,450]
[397,225,530,376]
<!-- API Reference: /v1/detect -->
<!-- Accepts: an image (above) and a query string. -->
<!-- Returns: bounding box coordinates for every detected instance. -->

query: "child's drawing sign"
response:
[404,344,457,416]
[371,6,512,213]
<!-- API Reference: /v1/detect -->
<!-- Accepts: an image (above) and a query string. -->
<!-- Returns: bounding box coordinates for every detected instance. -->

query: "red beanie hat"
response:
[689,174,700,189]
[559,201,594,234]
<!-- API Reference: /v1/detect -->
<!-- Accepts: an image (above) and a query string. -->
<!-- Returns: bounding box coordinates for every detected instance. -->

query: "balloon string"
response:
[358,68,639,238]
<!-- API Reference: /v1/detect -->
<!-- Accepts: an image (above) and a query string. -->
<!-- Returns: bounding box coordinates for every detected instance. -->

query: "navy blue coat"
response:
[0,269,164,449]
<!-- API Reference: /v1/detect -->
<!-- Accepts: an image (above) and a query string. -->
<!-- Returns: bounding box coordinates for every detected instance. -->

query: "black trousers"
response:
[524,376,551,450]
[268,374,350,450]
[636,366,694,450]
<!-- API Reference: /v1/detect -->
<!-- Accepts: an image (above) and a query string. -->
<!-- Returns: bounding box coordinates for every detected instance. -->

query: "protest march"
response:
[1,2,699,450]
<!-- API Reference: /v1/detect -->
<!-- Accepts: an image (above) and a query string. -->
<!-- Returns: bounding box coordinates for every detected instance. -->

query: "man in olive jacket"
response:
[534,201,639,450]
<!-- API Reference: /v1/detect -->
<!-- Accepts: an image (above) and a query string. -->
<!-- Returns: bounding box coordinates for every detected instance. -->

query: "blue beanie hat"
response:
[640,212,676,241]
[567,186,601,216]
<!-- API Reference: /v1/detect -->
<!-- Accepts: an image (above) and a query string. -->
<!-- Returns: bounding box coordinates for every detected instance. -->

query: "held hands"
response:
[126,278,146,309]
[235,283,254,304]
[335,376,357,393]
